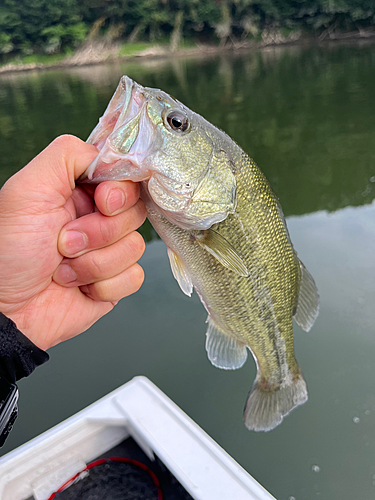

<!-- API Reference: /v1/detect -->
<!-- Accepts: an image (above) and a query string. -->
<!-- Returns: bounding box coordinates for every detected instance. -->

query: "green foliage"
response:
[1,0,375,59]
[0,33,13,54]
[0,0,85,55]
[42,23,87,53]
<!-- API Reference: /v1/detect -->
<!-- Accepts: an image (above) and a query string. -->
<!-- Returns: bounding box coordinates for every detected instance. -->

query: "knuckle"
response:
[129,264,145,293]
[88,254,109,279]
[126,231,146,259]
[93,282,112,302]
[115,200,147,235]
[90,264,145,302]
[98,217,116,245]
[51,134,81,150]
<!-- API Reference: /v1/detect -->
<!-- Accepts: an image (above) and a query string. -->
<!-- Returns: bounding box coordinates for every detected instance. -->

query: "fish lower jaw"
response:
[161,210,229,231]
[81,147,153,183]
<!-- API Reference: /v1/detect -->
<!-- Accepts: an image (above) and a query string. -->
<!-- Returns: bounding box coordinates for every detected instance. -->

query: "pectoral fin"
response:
[195,229,249,277]
[167,248,193,297]
[206,316,248,370]
[294,260,319,332]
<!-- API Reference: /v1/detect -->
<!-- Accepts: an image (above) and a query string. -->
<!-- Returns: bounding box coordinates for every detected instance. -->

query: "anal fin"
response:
[167,248,193,297]
[205,316,247,370]
[294,260,319,332]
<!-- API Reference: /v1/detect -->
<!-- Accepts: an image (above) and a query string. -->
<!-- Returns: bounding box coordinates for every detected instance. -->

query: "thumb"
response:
[1,135,98,211]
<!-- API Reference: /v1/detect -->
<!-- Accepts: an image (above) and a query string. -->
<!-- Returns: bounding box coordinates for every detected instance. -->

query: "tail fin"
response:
[243,374,308,432]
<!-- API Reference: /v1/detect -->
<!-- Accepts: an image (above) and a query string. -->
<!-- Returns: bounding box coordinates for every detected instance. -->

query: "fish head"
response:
[80,76,238,230]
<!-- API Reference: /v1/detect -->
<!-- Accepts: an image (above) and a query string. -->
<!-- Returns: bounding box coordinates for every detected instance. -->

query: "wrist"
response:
[0,313,49,382]
[0,308,48,351]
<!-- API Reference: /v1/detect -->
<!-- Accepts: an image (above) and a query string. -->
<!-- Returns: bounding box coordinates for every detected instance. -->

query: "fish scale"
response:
[150,155,300,380]
[81,75,319,432]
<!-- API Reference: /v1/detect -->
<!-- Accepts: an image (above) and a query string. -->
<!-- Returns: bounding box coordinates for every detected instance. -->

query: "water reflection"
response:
[1,44,375,218]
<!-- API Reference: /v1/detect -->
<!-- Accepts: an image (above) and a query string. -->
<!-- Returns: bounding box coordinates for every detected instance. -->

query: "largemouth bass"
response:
[80,76,319,431]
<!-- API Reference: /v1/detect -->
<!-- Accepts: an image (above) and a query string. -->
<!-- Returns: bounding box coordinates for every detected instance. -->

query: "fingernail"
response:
[61,230,88,255]
[55,264,77,284]
[107,188,125,214]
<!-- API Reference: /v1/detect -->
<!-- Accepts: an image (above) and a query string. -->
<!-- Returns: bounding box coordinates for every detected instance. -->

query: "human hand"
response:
[0,135,146,350]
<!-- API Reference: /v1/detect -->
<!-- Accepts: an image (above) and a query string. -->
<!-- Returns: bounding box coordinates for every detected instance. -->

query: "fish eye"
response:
[165,111,190,133]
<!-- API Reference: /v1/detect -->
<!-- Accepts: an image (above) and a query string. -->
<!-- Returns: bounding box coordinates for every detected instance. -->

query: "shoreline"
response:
[1,31,375,76]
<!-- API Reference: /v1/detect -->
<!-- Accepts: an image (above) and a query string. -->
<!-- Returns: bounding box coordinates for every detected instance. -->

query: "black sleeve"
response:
[0,313,49,447]
[0,313,49,383]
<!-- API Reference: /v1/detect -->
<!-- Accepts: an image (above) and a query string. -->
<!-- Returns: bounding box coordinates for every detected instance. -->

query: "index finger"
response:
[58,199,146,258]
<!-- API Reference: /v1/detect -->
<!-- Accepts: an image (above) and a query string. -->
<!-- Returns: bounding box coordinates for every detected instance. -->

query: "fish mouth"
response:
[79,76,157,184]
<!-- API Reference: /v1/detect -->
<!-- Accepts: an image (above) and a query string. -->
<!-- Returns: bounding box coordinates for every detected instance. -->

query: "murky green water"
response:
[1,42,375,499]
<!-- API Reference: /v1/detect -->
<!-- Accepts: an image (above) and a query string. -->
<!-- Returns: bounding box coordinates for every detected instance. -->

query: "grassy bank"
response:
[0,39,206,74]
[1,29,375,75]
[0,41,155,74]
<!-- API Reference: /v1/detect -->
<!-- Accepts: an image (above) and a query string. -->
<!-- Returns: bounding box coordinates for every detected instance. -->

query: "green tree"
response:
[2,0,375,59]
[0,0,85,55]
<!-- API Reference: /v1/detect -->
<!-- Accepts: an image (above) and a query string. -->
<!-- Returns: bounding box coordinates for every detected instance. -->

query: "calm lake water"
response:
[1,42,375,499]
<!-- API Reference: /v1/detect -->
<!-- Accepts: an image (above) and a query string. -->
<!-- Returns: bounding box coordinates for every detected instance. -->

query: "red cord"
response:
[47,456,163,500]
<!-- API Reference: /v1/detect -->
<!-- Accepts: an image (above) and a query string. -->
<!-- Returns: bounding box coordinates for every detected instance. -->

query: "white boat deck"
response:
[0,376,275,500]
